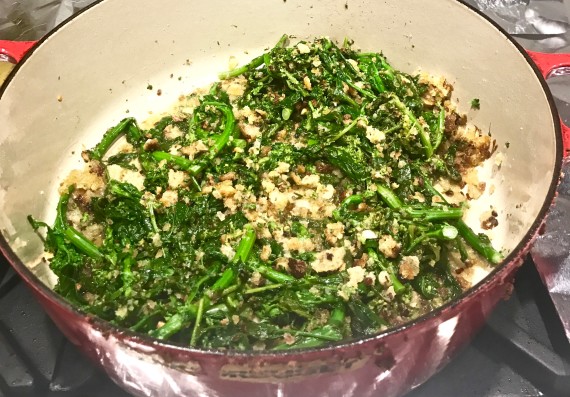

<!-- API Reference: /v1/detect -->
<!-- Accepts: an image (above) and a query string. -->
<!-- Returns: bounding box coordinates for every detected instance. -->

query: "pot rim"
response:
[0,0,563,359]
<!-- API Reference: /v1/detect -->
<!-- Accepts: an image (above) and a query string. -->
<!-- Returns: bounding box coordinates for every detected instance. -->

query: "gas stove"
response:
[1,1,570,396]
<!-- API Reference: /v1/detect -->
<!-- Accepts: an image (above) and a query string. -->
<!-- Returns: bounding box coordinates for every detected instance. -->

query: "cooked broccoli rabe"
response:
[30,35,501,350]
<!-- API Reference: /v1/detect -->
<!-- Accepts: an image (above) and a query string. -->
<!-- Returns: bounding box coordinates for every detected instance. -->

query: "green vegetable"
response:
[471,98,480,109]
[432,106,446,152]
[389,94,433,158]
[30,35,500,351]
[455,220,503,264]
[152,101,235,175]
[87,118,136,161]
[218,34,289,80]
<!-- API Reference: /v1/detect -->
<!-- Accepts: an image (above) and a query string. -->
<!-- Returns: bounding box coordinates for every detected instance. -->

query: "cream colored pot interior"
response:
[0,0,558,288]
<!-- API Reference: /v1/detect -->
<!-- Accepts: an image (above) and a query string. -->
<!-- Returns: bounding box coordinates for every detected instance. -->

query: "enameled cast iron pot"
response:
[1,1,570,396]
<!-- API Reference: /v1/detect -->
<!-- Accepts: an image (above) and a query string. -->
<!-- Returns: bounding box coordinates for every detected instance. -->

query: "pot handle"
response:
[527,50,570,157]
[0,40,36,63]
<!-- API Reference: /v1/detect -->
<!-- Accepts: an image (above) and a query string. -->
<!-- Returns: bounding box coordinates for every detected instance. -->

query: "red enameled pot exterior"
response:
[17,242,522,397]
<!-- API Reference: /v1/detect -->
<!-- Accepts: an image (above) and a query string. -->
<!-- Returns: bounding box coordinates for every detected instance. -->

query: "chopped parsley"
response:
[471,98,480,109]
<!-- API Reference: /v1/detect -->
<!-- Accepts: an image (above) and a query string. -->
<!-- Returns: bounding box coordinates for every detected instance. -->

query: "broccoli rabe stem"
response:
[122,256,134,297]
[29,188,106,263]
[26,216,48,232]
[244,283,285,295]
[146,202,159,233]
[127,122,143,144]
[406,224,458,253]
[208,225,256,294]
[455,220,503,264]
[63,226,104,260]
[88,118,135,160]
[367,61,386,93]
[281,69,310,96]
[219,56,264,80]
[151,151,195,170]
[129,311,160,332]
[377,184,500,264]
[332,194,363,221]
[151,303,229,340]
[341,194,364,207]
[257,265,295,284]
[328,306,346,328]
[152,101,235,175]
[319,38,375,99]
[379,56,396,80]
[327,117,361,146]
[55,188,72,230]
[357,53,396,81]
[218,34,289,79]
[432,105,446,152]
[190,297,206,346]
[186,264,221,303]
[415,171,448,203]
[376,185,463,220]
[201,101,235,157]
[233,224,256,263]
[151,311,194,339]
[152,225,256,340]
[456,238,469,261]
[367,248,405,294]
[404,207,464,221]
[376,184,403,209]
[389,94,433,158]
[209,268,236,294]
[273,306,346,350]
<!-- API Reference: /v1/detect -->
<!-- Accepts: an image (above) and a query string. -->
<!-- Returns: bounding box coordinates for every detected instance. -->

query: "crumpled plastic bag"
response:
[466,0,570,53]
[531,162,570,343]
[50,0,97,29]
[0,0,97,40]
[468,0,536,33]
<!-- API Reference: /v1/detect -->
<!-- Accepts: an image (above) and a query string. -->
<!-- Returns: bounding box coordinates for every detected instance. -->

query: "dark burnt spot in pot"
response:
[374,353,396,371]
[144,138,160,152]
[71,188,92,211]
[288,258,307,278]
[89,160,105,177]
[502,281,515,301]
[481,214,499,230]
[373,342,396,369]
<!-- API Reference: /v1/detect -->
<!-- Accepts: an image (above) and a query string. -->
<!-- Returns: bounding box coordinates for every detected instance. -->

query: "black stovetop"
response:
[1,255,569,397]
